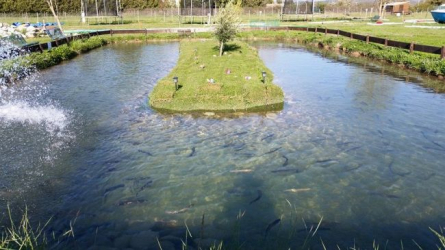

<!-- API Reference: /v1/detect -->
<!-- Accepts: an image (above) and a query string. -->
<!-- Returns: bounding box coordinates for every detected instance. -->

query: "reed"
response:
[0,204,74,249]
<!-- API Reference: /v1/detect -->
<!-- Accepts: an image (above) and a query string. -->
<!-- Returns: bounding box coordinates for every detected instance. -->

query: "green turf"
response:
[149,39,284,112]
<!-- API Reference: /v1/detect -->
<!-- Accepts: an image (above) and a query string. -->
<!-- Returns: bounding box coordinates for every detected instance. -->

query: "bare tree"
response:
[376,0,387,17]
[45,0,64,32]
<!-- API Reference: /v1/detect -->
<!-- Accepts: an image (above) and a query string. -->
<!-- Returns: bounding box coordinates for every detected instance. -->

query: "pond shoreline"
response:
[3,30,445,83]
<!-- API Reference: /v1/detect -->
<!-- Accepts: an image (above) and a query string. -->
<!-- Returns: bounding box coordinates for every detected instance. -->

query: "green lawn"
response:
[149,39,284,112]
[3,10,443,47]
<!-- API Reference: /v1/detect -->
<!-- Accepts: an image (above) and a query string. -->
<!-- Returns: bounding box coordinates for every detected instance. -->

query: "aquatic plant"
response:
[0,205,74,249]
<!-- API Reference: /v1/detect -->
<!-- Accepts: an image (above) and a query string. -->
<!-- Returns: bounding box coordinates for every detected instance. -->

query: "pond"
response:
[1,41,445,250]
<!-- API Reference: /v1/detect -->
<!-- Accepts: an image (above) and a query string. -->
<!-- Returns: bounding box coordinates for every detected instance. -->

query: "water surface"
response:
[1,41,445,249]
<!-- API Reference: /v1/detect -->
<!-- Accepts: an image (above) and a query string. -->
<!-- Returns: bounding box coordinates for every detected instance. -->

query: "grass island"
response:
[149,40,284,113]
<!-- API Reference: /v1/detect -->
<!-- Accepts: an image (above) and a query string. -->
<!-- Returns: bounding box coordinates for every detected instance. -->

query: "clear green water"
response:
[1,42,445,249]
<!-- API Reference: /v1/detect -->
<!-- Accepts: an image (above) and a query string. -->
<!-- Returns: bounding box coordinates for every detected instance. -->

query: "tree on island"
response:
[214,0,241,57]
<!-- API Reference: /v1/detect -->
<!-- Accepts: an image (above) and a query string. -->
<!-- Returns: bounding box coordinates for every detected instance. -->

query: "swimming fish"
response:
[265,219,281,238]
[282,155,289,166]
[138,149,153,156]
[284,188,311,193]
[261,134,274,141]
[136,180,153,195]
[388,160,411,177]
[265,147,281,154]
[188,147,196,157]
[271,168,301,173]
[126,176,151,181]
[249,190,262,205]
[118,198,146,206]
[165,204,194,214]
[422,131,445,150]
[230,169,253,173]
[104,184,125,195]
[234,131,248,136]
[344,146,362,153]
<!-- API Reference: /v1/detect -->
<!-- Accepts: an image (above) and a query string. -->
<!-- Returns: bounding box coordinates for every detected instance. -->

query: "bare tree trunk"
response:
[219,42,224,56]
[46,0,64,32]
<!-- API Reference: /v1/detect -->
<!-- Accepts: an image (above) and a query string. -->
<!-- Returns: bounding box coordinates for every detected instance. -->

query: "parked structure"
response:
[384,2,410,14]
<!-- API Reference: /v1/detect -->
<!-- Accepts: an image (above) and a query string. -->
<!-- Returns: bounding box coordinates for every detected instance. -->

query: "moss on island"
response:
[149,40,284,113]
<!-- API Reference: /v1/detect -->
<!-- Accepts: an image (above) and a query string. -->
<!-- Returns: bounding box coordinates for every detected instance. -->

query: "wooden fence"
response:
[23,27,445,59]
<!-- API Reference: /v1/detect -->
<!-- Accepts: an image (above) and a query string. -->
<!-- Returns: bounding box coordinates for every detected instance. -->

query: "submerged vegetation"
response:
[149,40,284,112]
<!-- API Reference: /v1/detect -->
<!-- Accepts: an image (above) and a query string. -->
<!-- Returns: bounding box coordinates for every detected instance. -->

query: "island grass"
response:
[149,40,284,112]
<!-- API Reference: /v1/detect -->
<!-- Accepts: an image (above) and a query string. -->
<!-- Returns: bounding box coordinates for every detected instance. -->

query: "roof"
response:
[384,2,409,6]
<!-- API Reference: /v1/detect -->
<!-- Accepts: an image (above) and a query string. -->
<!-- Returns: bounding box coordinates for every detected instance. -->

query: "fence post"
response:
[306,27,309,32]
[315,27,317,33]
[410,42,414,54]
[350,33,353,39]
[110,29,113,36]
[325,28,327,35]
[337,29,339,36]
[441,46,445,59]
[366,35,369,44]
[384,39,388,46]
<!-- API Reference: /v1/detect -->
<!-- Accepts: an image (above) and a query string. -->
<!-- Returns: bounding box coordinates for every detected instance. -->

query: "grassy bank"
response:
[239,30,445,80]
[149,40,284,112]
[0,36,107,83]
[3,30,444,89]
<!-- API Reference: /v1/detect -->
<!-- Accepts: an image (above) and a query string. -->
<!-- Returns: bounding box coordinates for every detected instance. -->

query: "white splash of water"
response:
[0,40,36,87]
[0,101,68,136]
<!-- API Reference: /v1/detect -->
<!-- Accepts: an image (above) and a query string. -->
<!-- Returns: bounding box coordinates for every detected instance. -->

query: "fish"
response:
[422,131,445,150]
[104,184,125,195]
[271,168,301,173]
[265,147,281,154]
[138,149,153,156]
[233,143,246,151]
[261,134,274,141]
[424,146,445,152]
[343,164,363,172]
[230,169,253,173]
[234,131,248,136]
[165,204,194,215]
[126,176,151,181]
[188,147,196,157]
[344,146,362,153]
[265,219,281,238]
[418,172,436,181]
[315,159,338,168]
[377,130,384,137]
[284,188,311,193]
[118,198,146,206]
[151,220,178,231]
[249,190,262,205]
[136,180,153,196]
[316,159,335,164]
[388,160,411,177]
[282,155,289,166]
